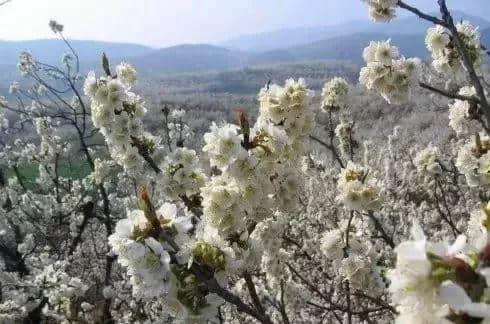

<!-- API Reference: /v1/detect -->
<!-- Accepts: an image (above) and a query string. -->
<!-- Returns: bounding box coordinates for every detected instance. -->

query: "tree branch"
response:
[279,281,291,324]
[366,211,395,248]
[397,0,447,26]
[286,262,331,302]
[437,0,490,127]
[131,136,162,174]
[244,272,268,317]
[310,135,345,168]
[206,278,273,324]
[68,201,94,255]
[419,82,479,103]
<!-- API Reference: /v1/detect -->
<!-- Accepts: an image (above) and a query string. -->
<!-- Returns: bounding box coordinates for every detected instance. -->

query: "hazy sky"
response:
[1,0,489,48]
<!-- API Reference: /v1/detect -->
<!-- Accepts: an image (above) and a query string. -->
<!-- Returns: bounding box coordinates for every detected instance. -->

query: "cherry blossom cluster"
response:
[426,22,484,79]
[359,4,490,323]
[83,63,160,174]
[360,39,421,104]
[448,86,479,135]
[0,250,93,323]
[335,119,354,158]
[159,147,207,200]
[388,216,490,323]
[414,145,442,176]
[456,132,490,187]
[107,75,316,321]
[320,226,384,294]
[321,77,350,111]
[336,161,381,211]
[5,4,490,323]
[109,200,189,297]
[362,0,397,23]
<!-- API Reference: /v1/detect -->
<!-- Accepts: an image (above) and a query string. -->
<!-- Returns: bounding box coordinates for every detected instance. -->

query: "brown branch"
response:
[366,211,395,248]
[437,0,490,127]
[419,82,480,103]
[244,272,269,320]
[205,277,273,324]
[179,194,203,218]
[68,201,94,255]
[398,0,490,128]
[74,121,115,324]
[283,235,313,261]
[353,292,398,315]
[397,0,447,27]
[433,179,461,237]
[310,135,345,168]
[279,281,291,324]
[308,300,393,316]
[131,136,162,174]
[286,262,331,302]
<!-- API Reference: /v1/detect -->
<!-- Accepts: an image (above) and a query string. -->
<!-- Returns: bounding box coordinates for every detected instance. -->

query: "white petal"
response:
[462,302,490,318]
[439,281,471,311]
[448,235,467,256]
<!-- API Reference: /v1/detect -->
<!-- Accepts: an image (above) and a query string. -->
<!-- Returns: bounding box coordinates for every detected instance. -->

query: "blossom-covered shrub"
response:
[2,1,490,323]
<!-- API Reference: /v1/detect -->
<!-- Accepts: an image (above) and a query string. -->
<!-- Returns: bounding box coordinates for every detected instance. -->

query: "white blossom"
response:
[414,145,442,175]
[360,40,420,104]
[321,77,349,110]
[362,0,397,22]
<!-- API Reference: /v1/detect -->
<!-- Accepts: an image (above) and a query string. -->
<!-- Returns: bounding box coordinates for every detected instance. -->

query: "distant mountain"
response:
[221,10,490,52]
[287,33,426,63]
[131,44,245,74]
[127,32,429,74]
[0,39,154,67]
[252,27,490,66]
[131,34,423,75]
[1,10,489,81]
[220,22,373,52]
[481,27,490,48]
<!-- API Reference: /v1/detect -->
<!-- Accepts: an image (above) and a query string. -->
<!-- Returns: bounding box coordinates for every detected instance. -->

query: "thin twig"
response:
[419,82,479,103]
[206,277,273,324]
[437,0,490,127]
[310,135,345,168]
[366,211,395,248]
[279,281,291,324]
[397,0,447,26]
[244,272,270,322]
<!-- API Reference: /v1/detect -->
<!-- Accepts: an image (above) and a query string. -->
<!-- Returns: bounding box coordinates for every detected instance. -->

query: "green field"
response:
[6,159,93,189]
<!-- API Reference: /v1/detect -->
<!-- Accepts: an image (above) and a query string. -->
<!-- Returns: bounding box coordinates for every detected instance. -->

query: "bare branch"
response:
[310,135,345,168]
[419,82,479,103]
[206,277,273,324]
[366,211,395,248]
[397,1,447,26]
[244,272,269,321]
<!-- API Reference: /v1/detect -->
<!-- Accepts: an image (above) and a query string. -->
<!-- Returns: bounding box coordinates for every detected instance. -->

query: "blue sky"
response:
[0,0,489,47]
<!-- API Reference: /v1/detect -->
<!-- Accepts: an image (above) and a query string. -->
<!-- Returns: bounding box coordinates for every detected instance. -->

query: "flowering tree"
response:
[1,0,490,323]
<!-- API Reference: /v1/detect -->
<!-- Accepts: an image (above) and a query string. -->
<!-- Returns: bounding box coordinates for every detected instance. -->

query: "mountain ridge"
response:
[1,10,489,76]
[0,39,154,67]
[220,10,490,52]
